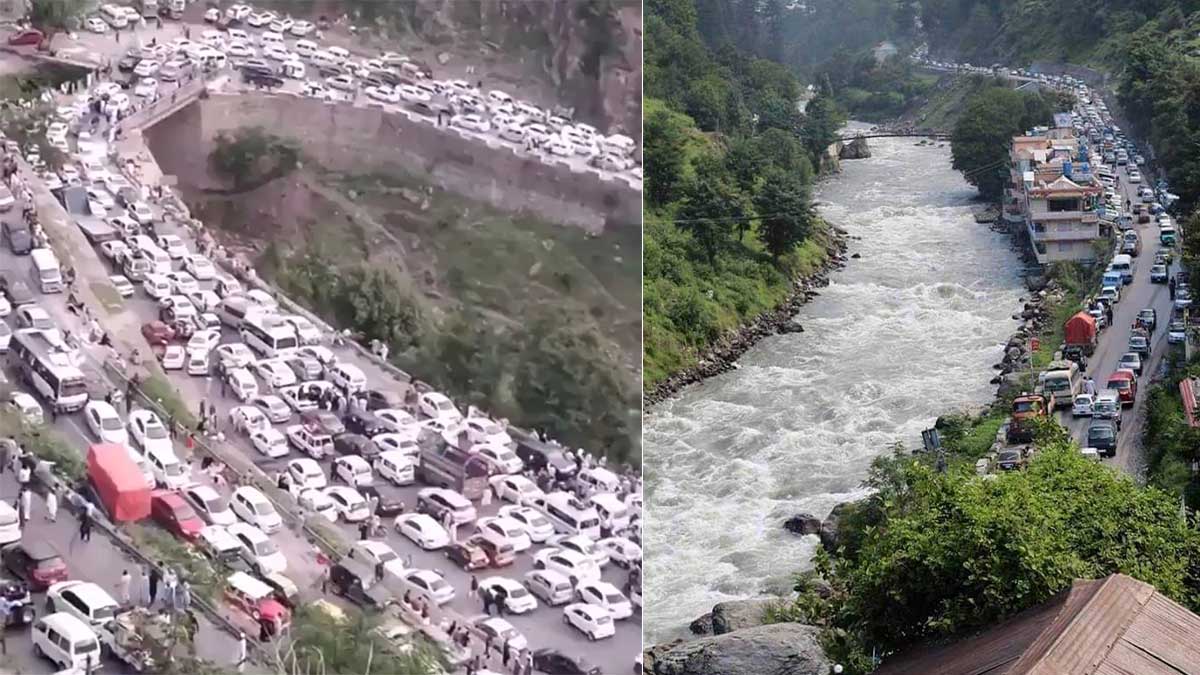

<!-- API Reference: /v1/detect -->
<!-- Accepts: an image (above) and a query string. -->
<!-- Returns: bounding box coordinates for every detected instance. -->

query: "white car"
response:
[279,385,320,413]
[475,516,532,552]
[127,201,155,224]
[253,360,298,389]
[230,486,283,533]
[524,568,573,606]
[269,17,294,33]
[0,295,9,318]
[575,580,633,620]
[394,513,450,550]
[134,59,160,77]
[229,405,270,435]
[496,505,555,543]
[281,316,321,344]
[142,274,171,300]
[86,17,109,33]
[263,44,291,62]
[159,296,197,321]
[187,328,222,354]
[216,343,256,369]
[133,78,159,99]
[365,85,400,104]
[333,455,374,487]
[323,486,371,522]
[227,42,255,59]
[160,344,186,370]
[533,549,601,585]
[327,74,356,92]
[109,274,135,298]
[227,522,287,575]
[298,488,338,522]
[1072,393,1095,417]
[8,392,42,424]
[184,255,216,280]
[164,272,198,296]
[372,432,420,455]
[374,408,417,433]
[419,392,462,423]
[183,484,237,526]
[398,84,430,103]
[100,239,130,262]
[250,428,289,458]
[451,114,491,133]
[246,11,274,27]
[290,20,314,36]
[157,234,188,259]
[471,615,529,652]
[498,125,525,143]
[187,289,222,313]
[473,444,523,475]
[563,603,615,641]
[462,417,512,447]
[84,400,127,445]
[397,569,455,606]
[548,534,610,568]
[489,475,544,506]
[597,537,642,568]
[287,458,327,491]
[128,409,173,454]
[251,395,292,424]
[298,345,336,365]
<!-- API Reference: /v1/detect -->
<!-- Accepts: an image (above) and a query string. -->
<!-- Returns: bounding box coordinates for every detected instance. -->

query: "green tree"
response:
[676,166,749,262]
[789,435,1200,661]
[951,86,1054,200]
[755,167,813,259]
[30,0,88,41]
[800,94,846,167]
[644,106,691,207]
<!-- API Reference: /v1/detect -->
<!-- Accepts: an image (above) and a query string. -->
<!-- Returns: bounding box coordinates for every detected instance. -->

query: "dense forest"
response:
[644,0,844,389]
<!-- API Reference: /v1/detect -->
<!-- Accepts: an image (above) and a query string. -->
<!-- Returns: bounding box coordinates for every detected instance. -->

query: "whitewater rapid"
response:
[643,135,1027,643]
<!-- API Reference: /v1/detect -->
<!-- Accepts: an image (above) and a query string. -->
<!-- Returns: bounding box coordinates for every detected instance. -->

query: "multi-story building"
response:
[1006,120,1104,264]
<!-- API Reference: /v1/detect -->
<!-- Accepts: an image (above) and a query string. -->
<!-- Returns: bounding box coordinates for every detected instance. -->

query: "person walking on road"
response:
[118,570,132,606]
[140,568,152,607]
[236,632,248,673]
[79,504,93,542]
[1106,304,1113,328]
[0,440,11,476]
[1170,276,1177,300]
[149,565,162,606]
[44,489,57,522]
[17,462,30,488]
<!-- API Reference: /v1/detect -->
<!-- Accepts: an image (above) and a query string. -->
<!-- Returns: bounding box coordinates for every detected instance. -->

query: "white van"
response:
[32,612,102,672]
[312,50,339,70]
[133,235,172,275]
[326,46,349,64]
[1101,270,1123,290]
[374,450,415,485]
[218,296,270,329]
[329,362,367,393]
[294,39,318,59]
[0,501,21,544]
[101,4,129,28]
[577,466,620,493]
[30,248,63,293]
[589,492,630,532]
[225,367,259,402]
[259,30,285,48]
[1110,254,1134,284]
[146,445,188,489]
[540,492,602,540]
[241,316,299,358]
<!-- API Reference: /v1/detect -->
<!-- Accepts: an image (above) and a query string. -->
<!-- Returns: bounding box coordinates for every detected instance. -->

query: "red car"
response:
[444,540,489,571]
[467,535,515,568]
[7,29,43,47]
[150,491,205,542]
[141,320,175,346]
[2,540,68,591]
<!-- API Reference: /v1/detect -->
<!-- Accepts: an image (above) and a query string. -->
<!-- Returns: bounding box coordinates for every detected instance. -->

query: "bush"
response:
[210,127,300,189]
[0,411,87,483]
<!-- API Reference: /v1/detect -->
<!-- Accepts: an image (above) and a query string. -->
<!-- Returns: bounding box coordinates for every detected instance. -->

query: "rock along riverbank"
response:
[643,225,851,407]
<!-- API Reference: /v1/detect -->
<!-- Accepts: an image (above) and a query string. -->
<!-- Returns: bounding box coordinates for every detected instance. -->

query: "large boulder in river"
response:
[690,612,714,636]
[651,623,831,675]
[712,598,774,634]
[783,513,822,536]
[820,502,855,554]
[839,136,871,159]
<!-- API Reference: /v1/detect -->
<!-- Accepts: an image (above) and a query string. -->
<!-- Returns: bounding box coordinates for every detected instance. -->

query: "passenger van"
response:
[101,4,129,28]
[294,39,318,58]
[146,445,188,489]
[218,296,270,329]
[577,466,620,493]
[374,450,415,485]
[259,31,285,48]
[122,251,152,281]
[1109,254,1134,284]
[589,492,630,532]
[1121,231,1142,257]
[32,612,102,672]
[240,317,299,358]
[0,500,21,544]
[540,492,602,539]
[312,50,340,69]
[1102,270,1123,290]
[132,235,172,275]
[329,362,367,393]
[29,248,63,293]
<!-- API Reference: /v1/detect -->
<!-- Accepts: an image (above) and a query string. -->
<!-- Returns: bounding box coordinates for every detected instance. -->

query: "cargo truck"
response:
[87,443,151,522]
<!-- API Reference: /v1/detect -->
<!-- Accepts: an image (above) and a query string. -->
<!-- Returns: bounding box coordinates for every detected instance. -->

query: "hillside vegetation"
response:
[644,0,844,390]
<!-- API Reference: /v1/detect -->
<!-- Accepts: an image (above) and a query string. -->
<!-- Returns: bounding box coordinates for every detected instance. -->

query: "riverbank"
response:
[644,221,850,406]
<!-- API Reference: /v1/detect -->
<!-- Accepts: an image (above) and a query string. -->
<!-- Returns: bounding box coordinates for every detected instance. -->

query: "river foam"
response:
[643,135,1027,643]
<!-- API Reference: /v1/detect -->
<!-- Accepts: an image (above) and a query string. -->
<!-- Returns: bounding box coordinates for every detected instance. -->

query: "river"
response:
[643,132,1029,643]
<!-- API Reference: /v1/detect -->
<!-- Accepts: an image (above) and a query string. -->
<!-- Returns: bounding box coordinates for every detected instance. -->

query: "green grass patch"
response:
[126,524,224,606]
[138,374,199,431]
[0,411,87,483]
[89,281,124,314]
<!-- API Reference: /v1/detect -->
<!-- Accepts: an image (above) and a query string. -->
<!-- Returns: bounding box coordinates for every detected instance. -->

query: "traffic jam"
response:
[0,18,642,675]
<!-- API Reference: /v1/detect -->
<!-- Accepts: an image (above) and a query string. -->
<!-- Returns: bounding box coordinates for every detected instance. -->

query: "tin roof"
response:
[873,575,1200,675]
[1182,378,1200,428]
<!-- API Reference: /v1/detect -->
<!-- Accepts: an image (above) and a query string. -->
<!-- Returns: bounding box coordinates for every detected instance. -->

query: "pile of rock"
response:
[646,599,831,675]
[645,228,850,406]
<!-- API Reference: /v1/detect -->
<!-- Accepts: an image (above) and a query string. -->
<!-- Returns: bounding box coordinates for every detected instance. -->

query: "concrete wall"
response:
[144,93,641,233]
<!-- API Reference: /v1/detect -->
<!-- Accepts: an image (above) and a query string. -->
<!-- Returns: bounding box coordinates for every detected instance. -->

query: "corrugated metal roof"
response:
[874,575,1200,675]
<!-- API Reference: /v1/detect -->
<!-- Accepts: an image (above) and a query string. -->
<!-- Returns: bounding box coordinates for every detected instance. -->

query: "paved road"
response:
[1052,160,1177,477]
[0,140,641,672]
[0,469,239,674]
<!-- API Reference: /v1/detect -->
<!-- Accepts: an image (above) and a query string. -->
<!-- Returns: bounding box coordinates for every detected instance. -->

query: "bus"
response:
[240,317,298,359]
[417,439,489,499]
[11,328,88,412]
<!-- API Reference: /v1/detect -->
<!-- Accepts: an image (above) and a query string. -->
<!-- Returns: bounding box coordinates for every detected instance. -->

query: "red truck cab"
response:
[1106,370,1137,406]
